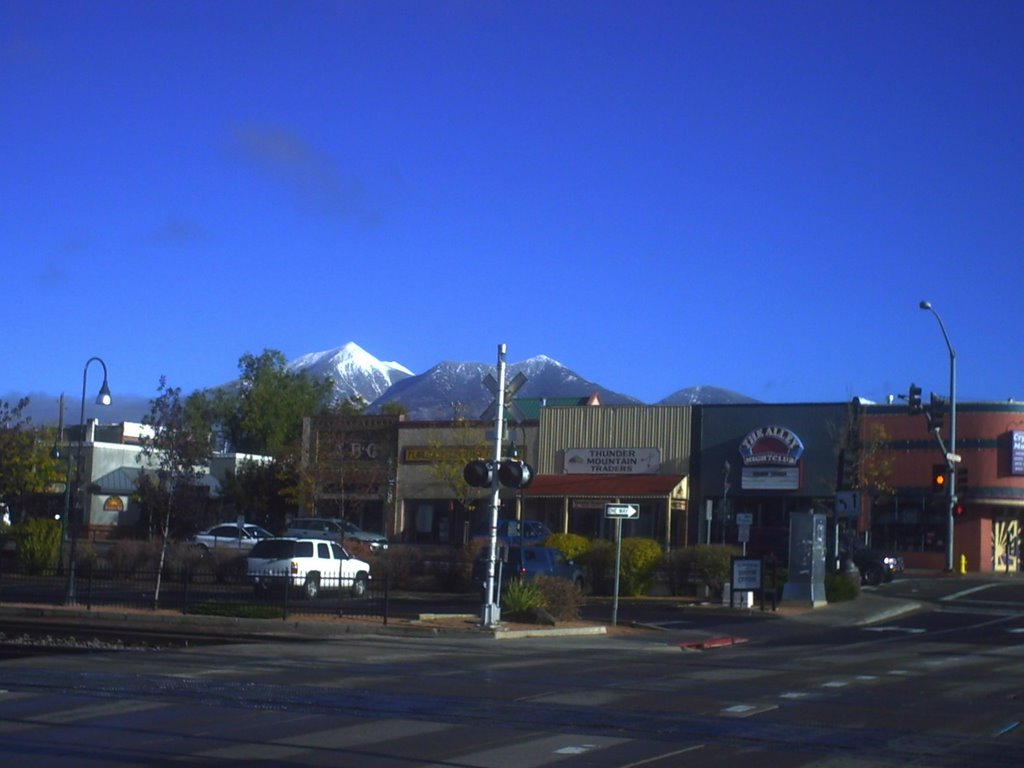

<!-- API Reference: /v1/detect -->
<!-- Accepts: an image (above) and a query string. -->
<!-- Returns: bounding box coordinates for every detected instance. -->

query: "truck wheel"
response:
[303,574,320,599]
[862,563,884,587]
[351,573,369,598]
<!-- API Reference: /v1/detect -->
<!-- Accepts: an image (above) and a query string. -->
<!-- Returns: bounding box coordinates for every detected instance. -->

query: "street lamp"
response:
[66,356,112,603]
[919,301,956,572]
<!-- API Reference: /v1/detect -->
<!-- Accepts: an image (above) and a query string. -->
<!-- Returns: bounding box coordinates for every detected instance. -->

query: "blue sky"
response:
[4,1,1022,414]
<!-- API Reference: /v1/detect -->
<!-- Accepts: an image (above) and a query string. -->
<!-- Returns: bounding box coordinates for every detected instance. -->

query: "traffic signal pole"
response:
[482,343,507,628]
[920,301,957,572]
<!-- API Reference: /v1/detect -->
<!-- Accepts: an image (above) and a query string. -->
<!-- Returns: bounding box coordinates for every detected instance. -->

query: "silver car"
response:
[285,517,388,551]
[190,522,274,552]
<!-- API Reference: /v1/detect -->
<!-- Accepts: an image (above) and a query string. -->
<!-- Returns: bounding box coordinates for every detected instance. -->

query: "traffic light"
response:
[957,466,968,489]
[908,384,923,414]
[932,464,948,493]
[928,392,945,432]
[498,459,534,489]
[837,449,859,489]
[955,502,966,517]
[463,459,495,488]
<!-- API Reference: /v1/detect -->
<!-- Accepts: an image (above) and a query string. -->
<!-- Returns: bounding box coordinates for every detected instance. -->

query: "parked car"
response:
[473,519,553,546]
[246,537,371,599]
[473,545,584,594]
[841,535,904,586]
[285,517,389,551]
[190,522,274,552]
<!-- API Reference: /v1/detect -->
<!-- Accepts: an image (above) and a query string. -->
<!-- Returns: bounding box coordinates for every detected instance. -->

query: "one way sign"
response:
[604,503,639,519]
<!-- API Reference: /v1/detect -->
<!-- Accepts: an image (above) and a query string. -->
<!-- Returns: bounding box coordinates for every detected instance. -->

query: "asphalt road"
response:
[2,574,1024,766]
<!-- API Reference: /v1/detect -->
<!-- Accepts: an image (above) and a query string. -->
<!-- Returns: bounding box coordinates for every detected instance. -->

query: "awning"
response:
[524,474,686,499]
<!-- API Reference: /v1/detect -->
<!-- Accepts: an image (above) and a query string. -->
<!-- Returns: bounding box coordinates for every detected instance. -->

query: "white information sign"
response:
[605,503,640,519]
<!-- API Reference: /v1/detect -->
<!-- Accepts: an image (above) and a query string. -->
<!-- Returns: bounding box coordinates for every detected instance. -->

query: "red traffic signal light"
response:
[955,503,965,517]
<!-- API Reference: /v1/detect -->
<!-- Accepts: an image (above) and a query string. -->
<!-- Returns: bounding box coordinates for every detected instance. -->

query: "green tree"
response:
[215,349,333,457]
[138,378,214,606]
[0,398,61,520]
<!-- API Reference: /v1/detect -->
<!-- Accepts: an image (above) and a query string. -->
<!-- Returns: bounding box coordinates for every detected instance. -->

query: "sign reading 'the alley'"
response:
[564,448,661,474]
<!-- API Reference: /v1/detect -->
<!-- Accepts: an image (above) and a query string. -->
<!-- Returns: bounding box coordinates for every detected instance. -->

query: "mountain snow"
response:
[287,342,413,404]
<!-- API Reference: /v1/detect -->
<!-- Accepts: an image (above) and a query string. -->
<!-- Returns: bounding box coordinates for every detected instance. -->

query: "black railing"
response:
[0,559,389,623]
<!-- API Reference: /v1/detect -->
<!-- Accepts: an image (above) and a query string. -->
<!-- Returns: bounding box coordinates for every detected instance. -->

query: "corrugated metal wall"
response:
[538,405,693,475]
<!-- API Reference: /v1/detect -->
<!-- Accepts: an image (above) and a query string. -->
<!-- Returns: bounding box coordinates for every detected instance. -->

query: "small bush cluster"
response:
[12,518,62,573]
[663,544,739,597]
[824,569,860,602]
[500,574,583,622]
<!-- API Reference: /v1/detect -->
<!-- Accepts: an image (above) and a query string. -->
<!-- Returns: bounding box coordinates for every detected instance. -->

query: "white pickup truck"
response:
[246,538,371,599]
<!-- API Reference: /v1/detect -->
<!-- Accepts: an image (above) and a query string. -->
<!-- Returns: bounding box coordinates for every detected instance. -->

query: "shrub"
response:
[544,533,591,563]
[579,538,616,595]
[666,544,739,597]
[825,569,860,602]
[13,518,62,573]
[618,537,663,596]
[105,539,150,574]
[533,574,583,620]
[500,578,545,616]
[370,545,422,590]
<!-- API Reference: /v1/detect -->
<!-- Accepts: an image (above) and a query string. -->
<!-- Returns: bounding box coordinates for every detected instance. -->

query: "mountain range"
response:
[297,342,757,420]
[10,341,757,425]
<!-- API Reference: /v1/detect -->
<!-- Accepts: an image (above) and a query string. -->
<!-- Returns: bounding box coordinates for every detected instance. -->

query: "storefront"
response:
[691,403,850,557]
[861,402,1024,572]
[524,406,693,547]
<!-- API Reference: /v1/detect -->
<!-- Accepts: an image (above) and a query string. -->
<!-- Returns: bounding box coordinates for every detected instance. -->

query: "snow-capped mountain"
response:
[286,342,413,405]
[364,356,643,420]
[656,385,759,406]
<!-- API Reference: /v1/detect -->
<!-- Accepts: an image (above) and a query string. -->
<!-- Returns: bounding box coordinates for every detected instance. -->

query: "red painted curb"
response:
[678,636,748,650]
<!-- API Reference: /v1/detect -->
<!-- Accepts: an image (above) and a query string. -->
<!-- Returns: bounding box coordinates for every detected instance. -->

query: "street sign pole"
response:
[604,503,639,626]
[612,517,623,626]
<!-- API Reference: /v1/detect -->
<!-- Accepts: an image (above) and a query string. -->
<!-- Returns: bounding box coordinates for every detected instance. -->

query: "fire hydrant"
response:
[959,554,967,574]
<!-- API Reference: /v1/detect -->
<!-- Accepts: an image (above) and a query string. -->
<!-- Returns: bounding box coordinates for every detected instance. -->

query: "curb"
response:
[678,636,749,651]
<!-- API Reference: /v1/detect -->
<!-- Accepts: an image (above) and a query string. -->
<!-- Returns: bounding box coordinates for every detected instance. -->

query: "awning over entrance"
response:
[525,474,687,499]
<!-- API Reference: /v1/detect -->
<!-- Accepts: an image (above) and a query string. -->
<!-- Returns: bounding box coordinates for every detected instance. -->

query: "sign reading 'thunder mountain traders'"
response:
[563,448,661,474]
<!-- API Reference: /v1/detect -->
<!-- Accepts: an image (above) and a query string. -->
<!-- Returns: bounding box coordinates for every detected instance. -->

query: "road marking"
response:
[822,681,848,688]
[721,703,778,717]
[618,744,706,767]
[863,626,925,634]
[942,583,998,601]
[994,721,1021,736]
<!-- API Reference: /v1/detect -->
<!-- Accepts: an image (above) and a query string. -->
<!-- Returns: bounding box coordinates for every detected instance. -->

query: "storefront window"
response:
[870,496,947,553]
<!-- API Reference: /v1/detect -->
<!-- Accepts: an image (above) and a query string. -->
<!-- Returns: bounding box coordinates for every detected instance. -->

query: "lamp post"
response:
[919,301,956,572]
[66,356,112,604]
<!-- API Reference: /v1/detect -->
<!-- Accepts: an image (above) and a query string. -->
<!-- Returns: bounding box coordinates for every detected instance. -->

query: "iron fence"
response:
[0,559,390,623]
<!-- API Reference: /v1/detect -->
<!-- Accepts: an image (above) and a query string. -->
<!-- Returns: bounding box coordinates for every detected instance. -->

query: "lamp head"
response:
[919,300,932,310]
[96,380,112,407]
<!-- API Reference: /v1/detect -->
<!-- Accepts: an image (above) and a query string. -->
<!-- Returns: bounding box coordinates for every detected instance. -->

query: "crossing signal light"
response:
[498,459,534,489]
[908,384,923,414]
[932,464,948,492]
[463,459,494,488]
[463,459,535,489]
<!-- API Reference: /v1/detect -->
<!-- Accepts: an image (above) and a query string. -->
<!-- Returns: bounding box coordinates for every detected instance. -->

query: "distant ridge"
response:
[8,343,759,424]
